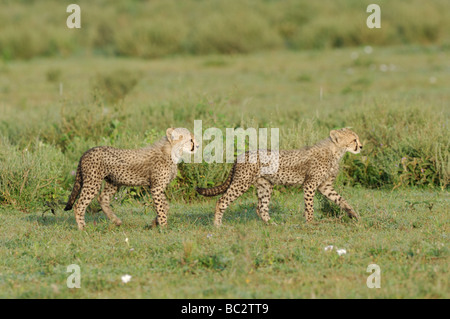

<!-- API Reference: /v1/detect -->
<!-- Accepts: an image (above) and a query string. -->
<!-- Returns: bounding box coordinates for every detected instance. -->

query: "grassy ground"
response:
[0,188,448,298]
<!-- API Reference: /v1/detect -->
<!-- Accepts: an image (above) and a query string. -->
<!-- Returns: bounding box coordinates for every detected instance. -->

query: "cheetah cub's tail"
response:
[196,164,236,197]
[64,164,83,211]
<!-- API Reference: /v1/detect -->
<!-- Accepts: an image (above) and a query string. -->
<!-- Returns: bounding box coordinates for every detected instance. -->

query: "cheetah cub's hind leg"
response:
[150,183,170,228]
[73,177,103,230]
[214,173,254,227]
[98,180,122,226]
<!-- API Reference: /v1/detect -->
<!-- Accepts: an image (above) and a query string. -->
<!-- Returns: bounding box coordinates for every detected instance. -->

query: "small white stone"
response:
[121,274,132,283]
[336,249,347,256]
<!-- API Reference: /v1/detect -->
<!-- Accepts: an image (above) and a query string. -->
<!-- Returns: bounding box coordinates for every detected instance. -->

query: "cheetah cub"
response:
[65,128,199,230]
[197,128,362,226]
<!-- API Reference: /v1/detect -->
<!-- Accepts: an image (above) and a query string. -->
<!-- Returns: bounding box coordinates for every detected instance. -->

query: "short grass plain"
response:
[0,188,448,298]
[0,45,449,298]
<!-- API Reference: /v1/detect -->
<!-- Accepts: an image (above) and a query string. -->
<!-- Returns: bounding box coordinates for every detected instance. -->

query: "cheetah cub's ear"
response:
[330,129,341,144]
[167,127,185,144]
[166,127,175,144]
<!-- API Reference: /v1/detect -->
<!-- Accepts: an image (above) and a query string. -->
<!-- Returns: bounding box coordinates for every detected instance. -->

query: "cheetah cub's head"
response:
[166,127,199,163]
[330,128,363,154]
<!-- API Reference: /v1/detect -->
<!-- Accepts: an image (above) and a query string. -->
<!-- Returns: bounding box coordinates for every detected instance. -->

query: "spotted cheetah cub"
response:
[197,128,362,226]
[65,128,199,230]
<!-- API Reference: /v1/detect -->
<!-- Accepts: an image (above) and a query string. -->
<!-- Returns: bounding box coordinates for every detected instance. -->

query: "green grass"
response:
[0,188,448,298]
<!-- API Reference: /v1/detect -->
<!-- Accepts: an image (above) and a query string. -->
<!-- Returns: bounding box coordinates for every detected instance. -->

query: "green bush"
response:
[46,68,62,83]
[91,69,141,104]
[0,139,68,211]
[40,101,127,152]
[396,155,445,188]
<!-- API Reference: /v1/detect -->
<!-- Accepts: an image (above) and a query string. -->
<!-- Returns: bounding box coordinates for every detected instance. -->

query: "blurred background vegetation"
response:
[1,0,450,60]
[0,0,448,211]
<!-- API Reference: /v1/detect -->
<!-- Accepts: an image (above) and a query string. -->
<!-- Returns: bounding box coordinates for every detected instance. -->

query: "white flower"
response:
[324,245,334,251]
[336,249,347,256]
[121,274,132,283]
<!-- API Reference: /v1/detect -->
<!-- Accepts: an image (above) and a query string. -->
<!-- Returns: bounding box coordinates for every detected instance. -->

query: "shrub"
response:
[91,69,141,104]
[395,155,446,188]
[0,138,68,211]
[46,68,62,83]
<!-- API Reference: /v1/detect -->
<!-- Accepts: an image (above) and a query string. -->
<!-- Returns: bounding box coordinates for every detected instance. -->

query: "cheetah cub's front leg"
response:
[302,182,316,222]
[150,184,169,228]
[318,179,359,220]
